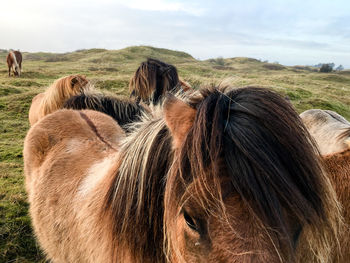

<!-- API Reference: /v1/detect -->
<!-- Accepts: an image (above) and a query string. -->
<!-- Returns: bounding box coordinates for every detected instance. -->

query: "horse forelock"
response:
[165,86,341,262]
[103,107,172,262]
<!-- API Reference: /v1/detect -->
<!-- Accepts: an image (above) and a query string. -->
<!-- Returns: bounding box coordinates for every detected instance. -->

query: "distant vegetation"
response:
[1,45,350,262]
[320,63,334,73]
[314,63,344,73]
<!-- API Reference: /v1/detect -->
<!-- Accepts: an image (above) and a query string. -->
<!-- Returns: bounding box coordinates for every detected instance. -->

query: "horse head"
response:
[129,58,183,105]
[69,74,89,92]
[13,65,20,76]
[163,87,341,262]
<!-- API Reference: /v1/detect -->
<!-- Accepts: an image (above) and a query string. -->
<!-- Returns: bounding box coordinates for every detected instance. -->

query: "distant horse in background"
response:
[28,74,90,125]
[301,109,350,261]
[63,93,149,132]
[24,85,341,263]
[129,58,191,104]
[6,50,22,77]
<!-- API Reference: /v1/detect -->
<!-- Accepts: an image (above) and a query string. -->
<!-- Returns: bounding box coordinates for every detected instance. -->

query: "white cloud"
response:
[119,0,205,16]
[0,0,350,67]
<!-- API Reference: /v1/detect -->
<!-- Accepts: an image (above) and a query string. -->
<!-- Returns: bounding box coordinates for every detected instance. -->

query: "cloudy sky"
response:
[1,0,350,67]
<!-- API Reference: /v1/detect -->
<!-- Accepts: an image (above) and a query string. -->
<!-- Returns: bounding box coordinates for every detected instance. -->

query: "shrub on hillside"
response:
[336,65,344,71]
[263,63,285,70]
[320,64,333,73]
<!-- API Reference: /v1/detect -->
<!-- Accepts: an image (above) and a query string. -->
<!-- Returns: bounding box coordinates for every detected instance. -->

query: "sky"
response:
[1,0,350,68]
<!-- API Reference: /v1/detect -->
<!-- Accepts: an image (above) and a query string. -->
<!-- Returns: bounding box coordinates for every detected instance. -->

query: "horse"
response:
[23,86,341,263]
[6,50,22,77]
[300,109,350,261]
[129,58,191,105]
[28,74,90,125]
[300,109,350,155]
[63,93,149,132]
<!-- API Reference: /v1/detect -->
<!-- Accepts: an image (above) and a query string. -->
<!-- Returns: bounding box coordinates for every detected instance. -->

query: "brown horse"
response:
[28,74,90,125]
[129,58,191,104]
[6,50,22,77]
[300,109,350,261]
[24,86,341,263]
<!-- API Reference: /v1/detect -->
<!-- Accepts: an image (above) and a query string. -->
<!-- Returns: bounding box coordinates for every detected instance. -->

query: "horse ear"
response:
[164,94,196,149]
[70,76,78,87]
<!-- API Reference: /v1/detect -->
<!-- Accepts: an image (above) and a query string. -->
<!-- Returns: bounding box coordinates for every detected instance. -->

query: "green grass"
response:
[1,45,350,262]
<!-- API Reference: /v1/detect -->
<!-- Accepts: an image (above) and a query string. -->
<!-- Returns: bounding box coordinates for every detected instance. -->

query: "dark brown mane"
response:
[103,113,172,262]
[165,86,337,262]
[63,93,147,132]
[129,58,182,104]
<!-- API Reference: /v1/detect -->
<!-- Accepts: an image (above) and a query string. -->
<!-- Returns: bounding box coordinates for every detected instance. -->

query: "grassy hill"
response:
[1,46,350,262]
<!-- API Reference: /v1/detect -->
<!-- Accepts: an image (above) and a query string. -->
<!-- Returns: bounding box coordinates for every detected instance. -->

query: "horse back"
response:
[14,51,22,64]
[28,93,45,125]
[24,109,123,185]
[23,109,124,262]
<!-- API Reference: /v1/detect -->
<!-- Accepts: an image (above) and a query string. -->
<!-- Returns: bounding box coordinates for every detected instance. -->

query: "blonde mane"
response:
[103,106,171,262]
[10,50,19,69]
[38,75,90,119]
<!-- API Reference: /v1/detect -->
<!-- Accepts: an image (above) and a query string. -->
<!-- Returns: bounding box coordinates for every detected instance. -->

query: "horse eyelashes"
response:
[183,210,198,231]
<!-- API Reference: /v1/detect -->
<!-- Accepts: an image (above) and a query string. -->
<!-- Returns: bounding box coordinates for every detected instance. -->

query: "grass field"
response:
[1,46,350,262]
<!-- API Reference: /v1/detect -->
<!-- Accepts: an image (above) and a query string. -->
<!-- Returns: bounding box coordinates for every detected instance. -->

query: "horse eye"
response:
[183,211,198,231]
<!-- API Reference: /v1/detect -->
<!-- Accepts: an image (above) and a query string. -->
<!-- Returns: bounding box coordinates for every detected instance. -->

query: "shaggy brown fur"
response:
[129,58,190,104]
[164,87,341,263]
[24,109,124,262]
[28,74,90,125]
[24,86,341,263]
[323,149,350,262]
[6,50,22,77]
[301,109,350,262]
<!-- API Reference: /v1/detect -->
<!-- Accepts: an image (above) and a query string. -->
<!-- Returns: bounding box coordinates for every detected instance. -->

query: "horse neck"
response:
[324,148,350,218]
[104,112,172,262]
[10,51,18,68]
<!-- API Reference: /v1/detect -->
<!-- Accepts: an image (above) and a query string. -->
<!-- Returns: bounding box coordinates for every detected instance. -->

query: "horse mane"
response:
[165,86,341,262]
[103,107,172,262]
[129,58,182,104]
[38,75,90,118]
[9,50,19,68]
[63,93,147,132]
[100,86,340,262]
